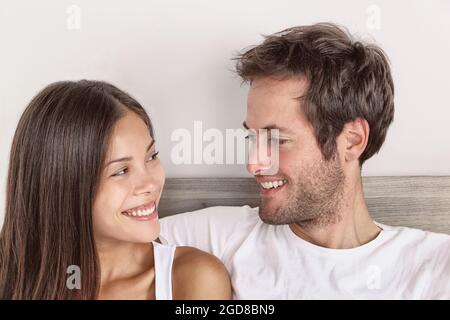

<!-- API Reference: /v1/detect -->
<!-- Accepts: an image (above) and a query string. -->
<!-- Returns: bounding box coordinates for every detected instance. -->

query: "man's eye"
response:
[245,135,286,145]
[244,135,256,141]
[272,137,288,145]
[112,167,128,177]
[270,137,289,146]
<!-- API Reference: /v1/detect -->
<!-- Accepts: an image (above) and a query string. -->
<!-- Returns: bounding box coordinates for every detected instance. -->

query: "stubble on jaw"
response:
[259,152,347,231]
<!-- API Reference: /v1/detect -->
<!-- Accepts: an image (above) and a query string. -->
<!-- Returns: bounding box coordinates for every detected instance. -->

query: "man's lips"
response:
[255,178,288,195]
[256,178,287,188]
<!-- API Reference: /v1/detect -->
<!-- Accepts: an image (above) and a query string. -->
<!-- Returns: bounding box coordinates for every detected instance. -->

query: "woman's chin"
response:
[125,232,160,244]
[119,219,160,243]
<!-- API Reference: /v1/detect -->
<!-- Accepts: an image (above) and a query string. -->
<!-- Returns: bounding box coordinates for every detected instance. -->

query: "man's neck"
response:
[289,183,381,249]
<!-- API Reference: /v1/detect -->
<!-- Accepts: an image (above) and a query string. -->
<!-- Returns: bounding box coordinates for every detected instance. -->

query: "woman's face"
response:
[93,109,165,244]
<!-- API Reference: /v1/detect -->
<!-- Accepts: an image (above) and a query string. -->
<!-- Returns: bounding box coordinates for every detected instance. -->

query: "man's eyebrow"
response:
[105,140,155,167]
[242,121,292,133]
[294,94,307,101]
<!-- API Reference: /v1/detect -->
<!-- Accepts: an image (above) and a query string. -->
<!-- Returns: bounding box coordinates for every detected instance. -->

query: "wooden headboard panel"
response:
[159,176,450,235]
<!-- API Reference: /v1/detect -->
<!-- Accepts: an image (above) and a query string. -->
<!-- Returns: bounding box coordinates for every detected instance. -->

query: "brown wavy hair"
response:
[0,80,153,299]
[235,23,394,167]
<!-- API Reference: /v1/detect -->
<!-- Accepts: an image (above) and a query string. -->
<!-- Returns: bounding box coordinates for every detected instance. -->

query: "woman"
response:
[0,80,231,299]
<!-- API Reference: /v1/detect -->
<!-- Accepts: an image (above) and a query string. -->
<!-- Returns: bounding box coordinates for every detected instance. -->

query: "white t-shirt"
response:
[160,205,450,299]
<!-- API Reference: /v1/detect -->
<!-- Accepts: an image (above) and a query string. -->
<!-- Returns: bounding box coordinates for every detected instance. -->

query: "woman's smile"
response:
[121,201,158,221]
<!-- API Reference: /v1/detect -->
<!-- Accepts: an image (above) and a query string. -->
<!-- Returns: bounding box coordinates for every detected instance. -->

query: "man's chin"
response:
[258,203,285,225]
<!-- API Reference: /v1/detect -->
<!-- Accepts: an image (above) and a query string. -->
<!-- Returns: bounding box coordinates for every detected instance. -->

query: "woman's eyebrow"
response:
[105,140,155,167]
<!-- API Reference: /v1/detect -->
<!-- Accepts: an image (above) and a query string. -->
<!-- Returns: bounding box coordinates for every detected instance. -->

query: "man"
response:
[160,23,450,299]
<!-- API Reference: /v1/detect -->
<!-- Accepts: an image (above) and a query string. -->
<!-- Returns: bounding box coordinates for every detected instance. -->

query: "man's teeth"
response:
[260,180,287,190]
[122,205,155,217]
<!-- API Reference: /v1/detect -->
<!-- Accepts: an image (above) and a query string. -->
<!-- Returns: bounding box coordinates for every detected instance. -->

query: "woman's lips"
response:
[121,201,158,220]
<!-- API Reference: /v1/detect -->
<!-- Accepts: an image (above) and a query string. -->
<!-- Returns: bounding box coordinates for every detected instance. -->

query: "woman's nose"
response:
[133,169,158,196]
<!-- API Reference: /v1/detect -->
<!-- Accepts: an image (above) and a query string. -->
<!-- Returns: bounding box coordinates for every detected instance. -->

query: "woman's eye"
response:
[146,151,160,162]
[112,167,128,177]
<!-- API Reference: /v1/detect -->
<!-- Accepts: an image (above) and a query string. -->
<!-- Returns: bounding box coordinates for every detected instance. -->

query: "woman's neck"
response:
[96,238,154,284]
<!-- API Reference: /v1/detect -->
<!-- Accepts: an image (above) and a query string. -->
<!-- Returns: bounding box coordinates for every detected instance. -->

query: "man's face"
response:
[245,76,346,229]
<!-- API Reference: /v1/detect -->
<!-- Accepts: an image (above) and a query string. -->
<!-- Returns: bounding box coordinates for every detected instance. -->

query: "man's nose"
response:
[246,141,272,176]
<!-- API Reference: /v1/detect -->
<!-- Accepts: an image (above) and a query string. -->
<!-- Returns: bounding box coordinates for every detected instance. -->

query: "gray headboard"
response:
[159,176,450,235]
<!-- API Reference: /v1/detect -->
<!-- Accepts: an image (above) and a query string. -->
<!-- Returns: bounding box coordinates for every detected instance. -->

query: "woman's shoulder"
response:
[171,246,232,299]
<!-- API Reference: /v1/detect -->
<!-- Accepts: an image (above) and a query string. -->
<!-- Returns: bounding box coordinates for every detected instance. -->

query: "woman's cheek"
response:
[94,180,130,223]
[155,162,165,201]
[109,179,132,211]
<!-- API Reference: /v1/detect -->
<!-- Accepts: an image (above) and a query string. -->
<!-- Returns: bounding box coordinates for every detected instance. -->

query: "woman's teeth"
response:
[260,180,287,190]
[122,205,155,217]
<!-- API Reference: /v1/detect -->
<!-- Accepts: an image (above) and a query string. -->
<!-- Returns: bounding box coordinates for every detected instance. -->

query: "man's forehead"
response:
[249,75,308,97]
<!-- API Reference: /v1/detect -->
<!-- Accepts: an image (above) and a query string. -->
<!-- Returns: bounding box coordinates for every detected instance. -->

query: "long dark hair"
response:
[0,80,154,299]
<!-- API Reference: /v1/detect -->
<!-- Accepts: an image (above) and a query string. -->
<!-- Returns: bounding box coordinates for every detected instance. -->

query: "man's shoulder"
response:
[378,222,450,256]
[380,225,450,299]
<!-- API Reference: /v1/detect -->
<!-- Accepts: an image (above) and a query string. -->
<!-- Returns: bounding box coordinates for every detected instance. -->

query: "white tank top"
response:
[152,241,176,300]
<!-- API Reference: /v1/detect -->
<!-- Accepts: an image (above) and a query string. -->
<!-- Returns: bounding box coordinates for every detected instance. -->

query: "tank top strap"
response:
[152,241,176,300]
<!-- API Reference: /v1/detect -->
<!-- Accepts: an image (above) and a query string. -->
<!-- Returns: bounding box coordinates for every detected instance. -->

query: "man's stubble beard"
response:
[259,152,347,230]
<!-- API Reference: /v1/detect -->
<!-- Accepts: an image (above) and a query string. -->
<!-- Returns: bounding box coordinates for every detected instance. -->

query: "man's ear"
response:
[342,118,369,163]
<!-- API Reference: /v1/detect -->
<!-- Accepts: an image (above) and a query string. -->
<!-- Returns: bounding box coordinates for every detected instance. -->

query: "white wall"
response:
[1,0,450,225]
